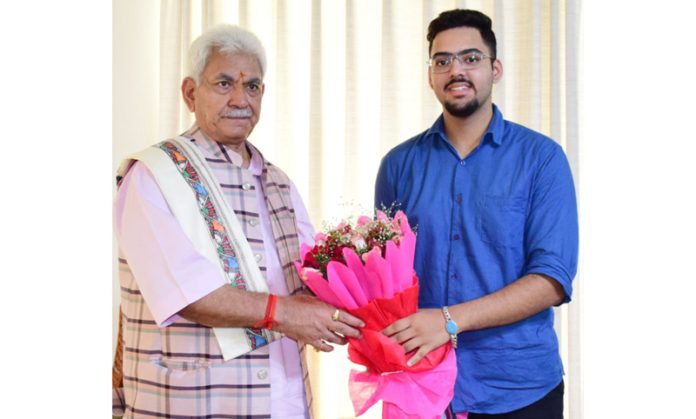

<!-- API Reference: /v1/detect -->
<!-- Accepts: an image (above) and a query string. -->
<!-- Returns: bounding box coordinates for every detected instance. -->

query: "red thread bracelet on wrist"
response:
[254,294,278,330]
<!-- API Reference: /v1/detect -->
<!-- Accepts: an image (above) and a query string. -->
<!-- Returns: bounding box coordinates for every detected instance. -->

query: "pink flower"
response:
[357,215,372,226]
[314,232,327,245]
[351,234,367,251]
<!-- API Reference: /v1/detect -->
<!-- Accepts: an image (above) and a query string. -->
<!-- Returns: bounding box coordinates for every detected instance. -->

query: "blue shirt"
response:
[374,105,578,414]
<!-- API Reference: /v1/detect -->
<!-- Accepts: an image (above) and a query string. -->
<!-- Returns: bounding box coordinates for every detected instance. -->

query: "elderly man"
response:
[113,25,362,418]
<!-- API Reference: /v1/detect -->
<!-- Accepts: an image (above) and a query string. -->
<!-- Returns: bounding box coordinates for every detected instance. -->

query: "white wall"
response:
[582,2,696,417]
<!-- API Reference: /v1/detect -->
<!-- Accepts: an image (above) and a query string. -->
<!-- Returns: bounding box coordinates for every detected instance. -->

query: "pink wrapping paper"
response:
[350,349,456,418]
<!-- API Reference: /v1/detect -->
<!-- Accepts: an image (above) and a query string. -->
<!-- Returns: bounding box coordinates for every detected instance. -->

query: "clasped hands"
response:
[275,297,448,361]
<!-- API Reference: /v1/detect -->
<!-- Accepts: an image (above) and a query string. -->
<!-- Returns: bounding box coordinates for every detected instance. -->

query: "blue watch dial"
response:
[446,319,458,335]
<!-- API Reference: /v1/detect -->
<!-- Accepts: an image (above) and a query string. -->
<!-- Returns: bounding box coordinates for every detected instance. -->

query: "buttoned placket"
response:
[444,137,483,305]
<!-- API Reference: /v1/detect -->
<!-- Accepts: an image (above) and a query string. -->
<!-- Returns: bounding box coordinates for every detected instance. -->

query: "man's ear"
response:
[492,59,503,83]
[181,77,197,112]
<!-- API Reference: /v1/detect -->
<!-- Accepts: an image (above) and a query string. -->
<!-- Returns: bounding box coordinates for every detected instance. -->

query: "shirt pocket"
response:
[477,195,527,248]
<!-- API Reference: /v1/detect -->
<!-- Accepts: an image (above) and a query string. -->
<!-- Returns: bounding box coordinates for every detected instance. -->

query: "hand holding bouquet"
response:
[295,211,456,419]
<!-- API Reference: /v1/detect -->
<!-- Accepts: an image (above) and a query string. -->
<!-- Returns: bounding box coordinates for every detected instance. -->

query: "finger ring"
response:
[332,309,341,322]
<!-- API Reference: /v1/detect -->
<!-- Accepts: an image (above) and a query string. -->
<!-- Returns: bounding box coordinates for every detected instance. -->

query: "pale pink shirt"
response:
[114,146,313,419]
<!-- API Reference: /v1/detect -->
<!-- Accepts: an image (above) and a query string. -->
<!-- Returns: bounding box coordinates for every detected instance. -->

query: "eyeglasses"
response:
[427,51,494,73]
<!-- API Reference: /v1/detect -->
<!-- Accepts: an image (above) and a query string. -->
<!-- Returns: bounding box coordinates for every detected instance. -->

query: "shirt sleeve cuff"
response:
[115,162,228,327]
[524,258,574,304]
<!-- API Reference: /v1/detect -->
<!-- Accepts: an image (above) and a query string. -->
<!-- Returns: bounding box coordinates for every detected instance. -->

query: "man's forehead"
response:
[431,27,488,54]
[205,51,262,77]
[211,70,262,83]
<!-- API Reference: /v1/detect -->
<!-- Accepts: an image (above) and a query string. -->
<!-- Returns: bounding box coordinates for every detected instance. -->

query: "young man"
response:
[377,9,578,418]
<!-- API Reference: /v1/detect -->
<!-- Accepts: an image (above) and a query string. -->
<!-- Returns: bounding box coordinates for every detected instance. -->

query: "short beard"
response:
[444,98,481,118]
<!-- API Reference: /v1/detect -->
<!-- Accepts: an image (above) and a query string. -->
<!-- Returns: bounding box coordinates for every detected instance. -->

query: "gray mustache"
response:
[223,108,252,118]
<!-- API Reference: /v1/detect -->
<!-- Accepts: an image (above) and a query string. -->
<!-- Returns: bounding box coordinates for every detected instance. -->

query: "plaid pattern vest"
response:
[116,126,313,418]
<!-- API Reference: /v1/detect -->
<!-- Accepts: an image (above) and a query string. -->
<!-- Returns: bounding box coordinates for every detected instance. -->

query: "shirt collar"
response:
[487,104,505,146]
[245,143,264,176]
[426,104,505,146]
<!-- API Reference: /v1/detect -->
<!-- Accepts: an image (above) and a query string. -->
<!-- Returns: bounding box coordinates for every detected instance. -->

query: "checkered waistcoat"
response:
[117,127,313,418]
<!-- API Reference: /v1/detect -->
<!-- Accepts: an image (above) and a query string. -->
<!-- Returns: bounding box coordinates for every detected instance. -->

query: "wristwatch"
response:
[441,306,458,348]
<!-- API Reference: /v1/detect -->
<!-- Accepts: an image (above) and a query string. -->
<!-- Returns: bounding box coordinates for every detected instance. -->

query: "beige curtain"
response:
[113,0,582,417]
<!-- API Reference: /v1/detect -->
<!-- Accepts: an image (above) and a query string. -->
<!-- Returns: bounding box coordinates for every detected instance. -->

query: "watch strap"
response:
[442,306,458,348]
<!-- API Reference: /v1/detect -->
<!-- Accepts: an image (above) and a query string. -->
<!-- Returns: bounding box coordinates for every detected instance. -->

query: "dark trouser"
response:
[467,380,564,419]
[445,380,564,419]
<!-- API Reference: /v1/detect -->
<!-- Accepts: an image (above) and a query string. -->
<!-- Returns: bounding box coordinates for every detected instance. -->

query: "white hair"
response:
[187,24,267,84]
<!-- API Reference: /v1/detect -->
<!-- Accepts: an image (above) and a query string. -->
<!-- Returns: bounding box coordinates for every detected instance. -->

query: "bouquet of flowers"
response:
[295,210,457,419]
